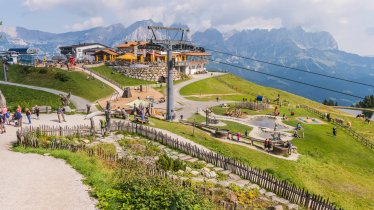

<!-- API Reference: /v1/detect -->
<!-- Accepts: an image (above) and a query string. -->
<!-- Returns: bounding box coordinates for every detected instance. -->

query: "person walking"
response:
[57,107,63,123]
[237,132,241,142]
[34,105,40,120]
[14,109,22,127]
[268,140,273,152]
[25,108,32,124]
[286,141,292,155]
[100,119,106,136]
[333,126,337,137]
[244,129,248,137]
[5,110,10,125]
[86,104,91,114]
[2,105,7,123]
[264,139,269,151]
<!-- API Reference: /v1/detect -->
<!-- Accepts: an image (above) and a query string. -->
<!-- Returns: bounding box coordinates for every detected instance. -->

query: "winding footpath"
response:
[0,81,96,111]
[0,114,100,210]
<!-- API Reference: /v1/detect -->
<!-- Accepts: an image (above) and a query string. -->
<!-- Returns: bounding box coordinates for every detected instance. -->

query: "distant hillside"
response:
[1,20,373,105]
[193,27,374,106]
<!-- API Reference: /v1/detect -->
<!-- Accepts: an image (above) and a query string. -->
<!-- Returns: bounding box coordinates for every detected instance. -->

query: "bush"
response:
[38,68,49,74]
[20,66,34,74]
[54,72,71,82]
[156,154,186,172]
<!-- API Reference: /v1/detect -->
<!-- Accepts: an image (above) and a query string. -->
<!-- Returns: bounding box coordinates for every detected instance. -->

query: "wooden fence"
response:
[17,121,341,210]
[300,105,373,150]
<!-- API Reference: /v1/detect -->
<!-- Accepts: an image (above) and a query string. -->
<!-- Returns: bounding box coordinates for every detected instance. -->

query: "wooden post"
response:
[192,119,195,136]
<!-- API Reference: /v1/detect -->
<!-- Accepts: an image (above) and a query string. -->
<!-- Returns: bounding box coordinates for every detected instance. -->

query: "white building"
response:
[59,43,107,61]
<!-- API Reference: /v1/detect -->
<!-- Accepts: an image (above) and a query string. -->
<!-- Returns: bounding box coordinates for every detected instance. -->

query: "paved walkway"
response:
[0,81,96,111]
[154,72,231,119]
[0,114,101,210]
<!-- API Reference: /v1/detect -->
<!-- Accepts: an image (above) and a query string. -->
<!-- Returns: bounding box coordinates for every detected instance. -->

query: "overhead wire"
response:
[208,58,365,100]
[205,48,374,88]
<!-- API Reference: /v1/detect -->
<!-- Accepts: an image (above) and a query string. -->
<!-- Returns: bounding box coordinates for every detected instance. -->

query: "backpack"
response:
[5,112,10,118]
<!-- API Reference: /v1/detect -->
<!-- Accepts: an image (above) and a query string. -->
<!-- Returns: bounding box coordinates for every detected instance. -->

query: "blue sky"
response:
[1,0,374,56]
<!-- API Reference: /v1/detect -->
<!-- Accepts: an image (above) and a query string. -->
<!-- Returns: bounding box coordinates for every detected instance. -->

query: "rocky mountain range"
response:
[1,19,373,105]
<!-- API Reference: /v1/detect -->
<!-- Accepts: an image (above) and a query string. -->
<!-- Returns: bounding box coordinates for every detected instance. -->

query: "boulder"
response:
[190,171,200,176]
[269,205,283,210]
[185,167,192,172]
[201,167,210,173]
[209,171,217,178]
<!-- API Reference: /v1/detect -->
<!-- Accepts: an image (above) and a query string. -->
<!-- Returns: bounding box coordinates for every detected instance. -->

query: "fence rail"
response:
[300,105,373,150]
[17,121,341,210]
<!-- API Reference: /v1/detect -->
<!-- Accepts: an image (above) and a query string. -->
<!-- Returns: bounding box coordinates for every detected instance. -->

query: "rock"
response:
[209,171,217,178]
[201,167,210,173]
[226,191,238,203]
[191,177,204,182]
[221,170,232,175]
[186,158,199,162]
[190,171,200,176]
[153,156,159,161]
[259,188,266,195]
[185,167,192,172]
[206,179,217,184]
[116,134,125,139]
[179,177,189,181]
[179,155,192,161]
[272,196,290,205]
[170,155,178,160]
[265,192,276,198]
[213,167,224,172]
[203,171,211,178]
[197,160,206,165]
[178,153,187,158]
[206,163,215,168]
[218,180,232,187]
[287,204,299,210]
[269,205,283,210]
[82,139,90,144]
[247,184,260,190]
[43,153,50,156]
[228,173,241,180]
[170,151,179,155]
[177,170,184,175]
[235,180,249,187]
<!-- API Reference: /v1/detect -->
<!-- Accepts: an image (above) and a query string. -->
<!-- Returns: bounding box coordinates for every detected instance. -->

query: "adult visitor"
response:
[25,108,32,124]
[34,105,40,120]
[333,126,337,137]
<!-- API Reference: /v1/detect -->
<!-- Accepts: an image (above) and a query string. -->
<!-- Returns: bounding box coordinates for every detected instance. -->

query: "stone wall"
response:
[0,90,6,107]
[111,64,181,82]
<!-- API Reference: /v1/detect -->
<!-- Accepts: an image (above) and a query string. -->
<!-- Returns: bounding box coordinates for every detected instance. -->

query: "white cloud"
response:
[20,0,374,55]
[23,0,64,11]
[65,17,104,31]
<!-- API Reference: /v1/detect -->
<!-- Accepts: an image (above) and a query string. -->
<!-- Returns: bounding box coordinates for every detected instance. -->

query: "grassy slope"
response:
[90,65,156,87]
[1,65,114,102]
[150,110,374,210]
[180,74,374,142]
[0,84,62,110]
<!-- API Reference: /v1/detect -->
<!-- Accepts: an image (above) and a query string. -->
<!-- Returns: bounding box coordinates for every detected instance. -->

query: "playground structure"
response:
[236,101,270,111]
[225,107,247,118]
[298,117,325,124]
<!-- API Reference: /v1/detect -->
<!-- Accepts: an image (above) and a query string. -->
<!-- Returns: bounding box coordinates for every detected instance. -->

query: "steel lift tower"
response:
[147,26,191,121]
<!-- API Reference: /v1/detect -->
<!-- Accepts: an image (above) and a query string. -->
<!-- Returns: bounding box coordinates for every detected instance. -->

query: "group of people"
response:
[264,138,273,152]
[0,105,41,134]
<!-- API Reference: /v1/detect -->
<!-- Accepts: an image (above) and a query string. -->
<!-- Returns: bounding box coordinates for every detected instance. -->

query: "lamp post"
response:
[3,62,7,82]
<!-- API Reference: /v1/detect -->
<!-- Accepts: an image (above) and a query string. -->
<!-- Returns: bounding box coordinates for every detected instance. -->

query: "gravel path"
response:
[0,114,102,210]
[0,81,96,111]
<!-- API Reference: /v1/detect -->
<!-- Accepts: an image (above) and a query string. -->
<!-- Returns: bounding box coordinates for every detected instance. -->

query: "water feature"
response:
[337,108,374,120]
[247,116,288,130]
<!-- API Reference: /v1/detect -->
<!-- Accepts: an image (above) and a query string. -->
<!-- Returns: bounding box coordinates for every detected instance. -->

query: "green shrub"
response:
[38,68,49,74]
[156,154,186,172]
[54,72,71,82]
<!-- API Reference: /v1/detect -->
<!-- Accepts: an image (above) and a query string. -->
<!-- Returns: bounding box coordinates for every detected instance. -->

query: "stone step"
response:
[186,158,199,163]
[228,173,241,180]
[235,180,249,187]
[220,170,232,175]
[179,155,192,161]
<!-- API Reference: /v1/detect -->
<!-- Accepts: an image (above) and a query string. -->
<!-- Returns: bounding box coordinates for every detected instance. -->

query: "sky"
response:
[1,0,374,56]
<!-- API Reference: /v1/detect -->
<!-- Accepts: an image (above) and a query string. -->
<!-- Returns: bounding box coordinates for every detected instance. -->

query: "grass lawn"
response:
[154,78,192,95]
[0,84,62,110]
[0,64,114,102]
[180,74,374,142]
[90,65,156,87]
[149,110,374,210]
